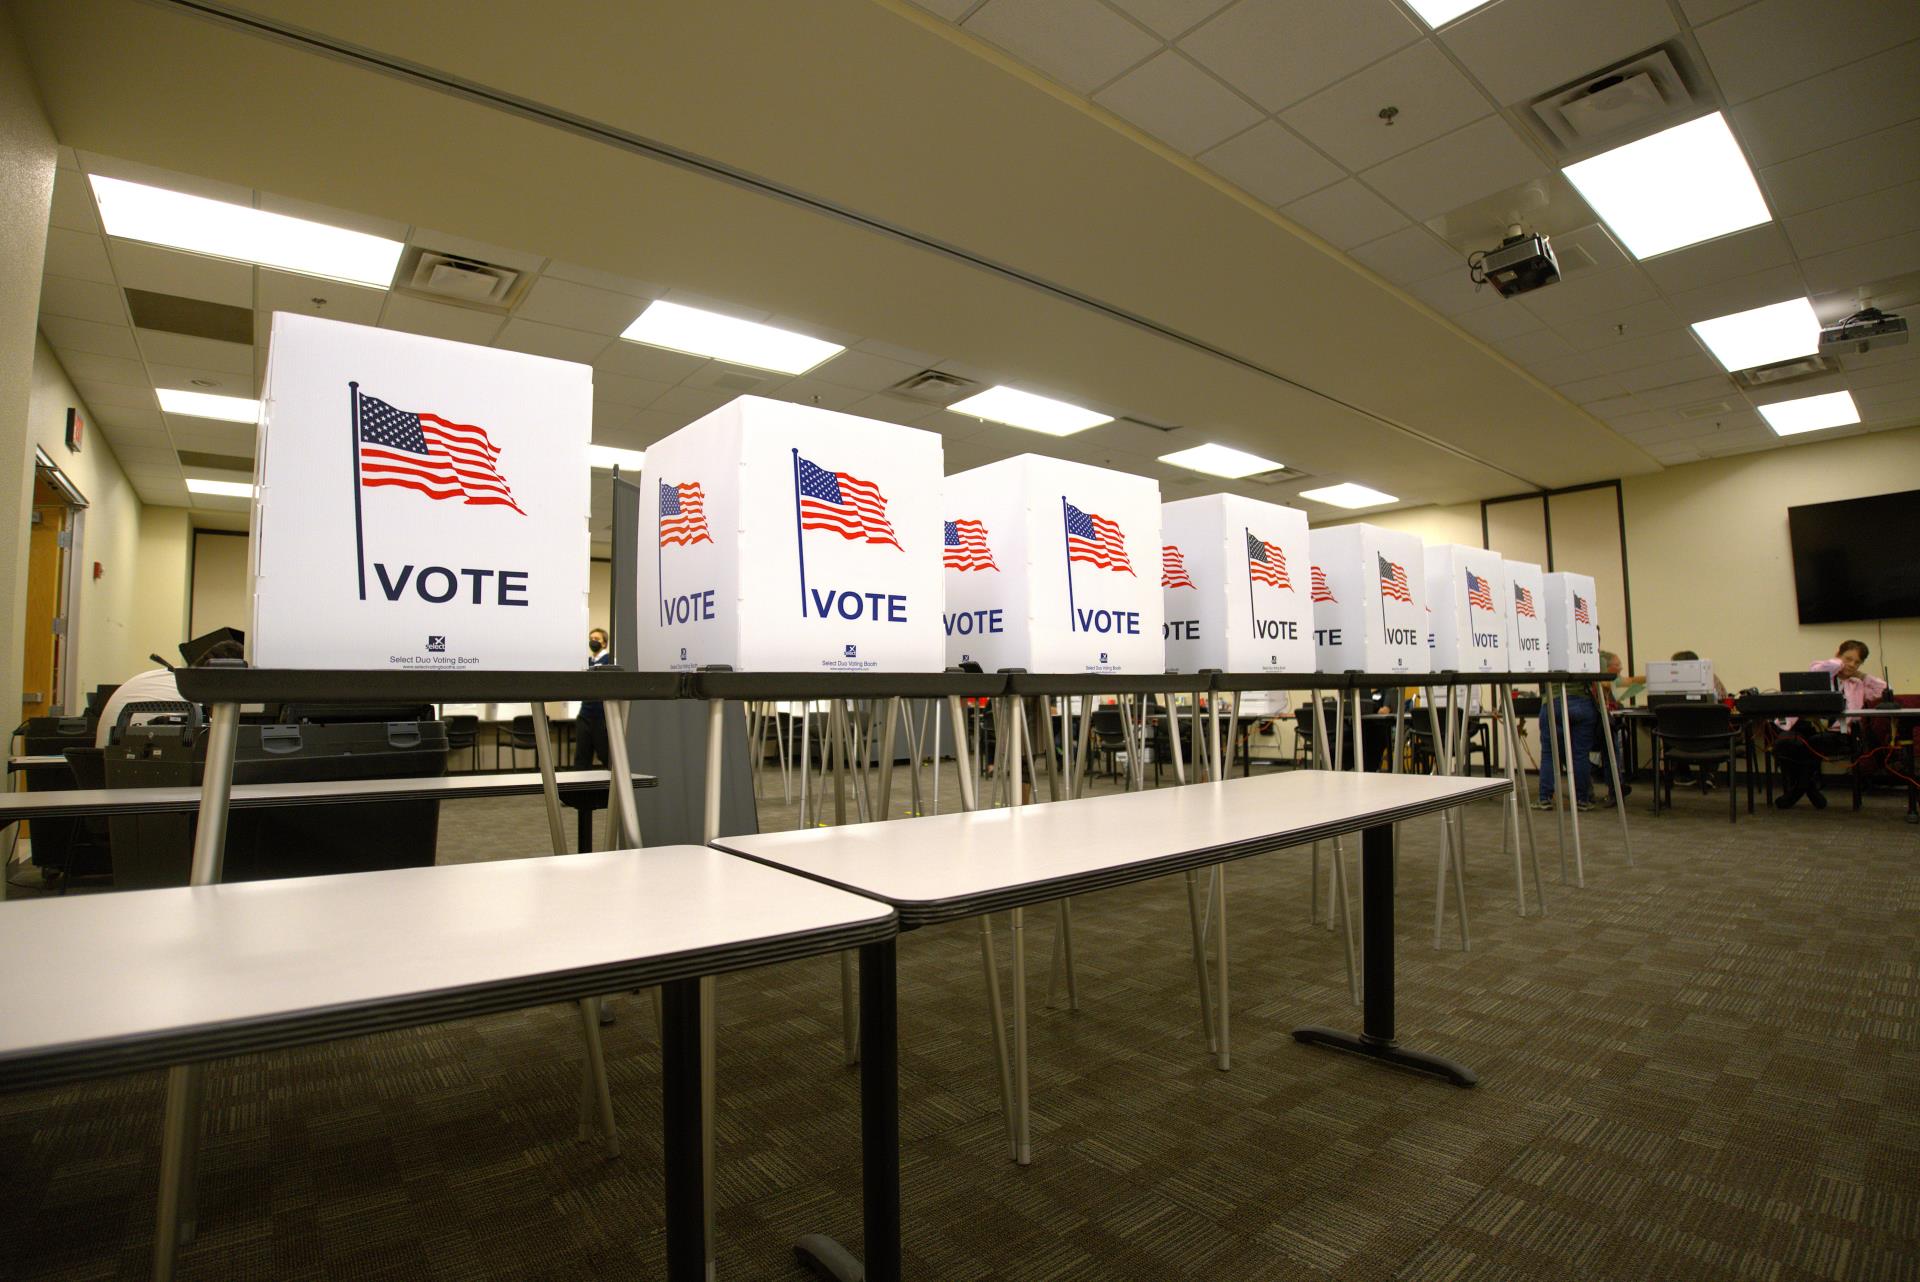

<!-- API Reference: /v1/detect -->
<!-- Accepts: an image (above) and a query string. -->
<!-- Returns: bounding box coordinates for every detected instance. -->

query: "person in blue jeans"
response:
[1537,682,1602,810]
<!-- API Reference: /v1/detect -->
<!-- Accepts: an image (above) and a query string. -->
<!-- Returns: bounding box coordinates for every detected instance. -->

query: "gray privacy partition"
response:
[625,699,758,846]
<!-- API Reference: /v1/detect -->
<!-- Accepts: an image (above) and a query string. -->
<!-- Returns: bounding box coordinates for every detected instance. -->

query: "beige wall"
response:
[1315,500,1481,548]
[1624,426,1920,693]
[130,505,192,669]
[0,11,58,716]
[188,529,249,638]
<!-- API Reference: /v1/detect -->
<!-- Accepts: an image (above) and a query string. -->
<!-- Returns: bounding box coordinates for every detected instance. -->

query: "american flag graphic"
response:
[1378,554,1412,603]
[1310,565,1337,603]
[356,390,522,514]
[1514,583,1537,618]
[796,454,899,549]
[658,481,712,547]
[1246,532,1292,589]
[944,519,998,572]
[1465,569,1495,612]
[1064,500,1133,575]
[1161,544,1195,589]
[1574,593,1592,625]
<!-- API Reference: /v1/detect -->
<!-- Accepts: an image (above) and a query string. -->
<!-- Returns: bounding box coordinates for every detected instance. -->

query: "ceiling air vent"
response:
[401,249,524,307]
[889,370,978,406]
[1527,46,1705,157]
[1731,354,1840,391]
[1243,466,1309,486]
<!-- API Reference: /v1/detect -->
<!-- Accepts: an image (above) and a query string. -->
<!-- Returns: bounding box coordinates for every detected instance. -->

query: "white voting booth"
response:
[1542,571,1602,672]
[1424,544,1510,674]
[1160,494,1314,674]
[638,396,945,672]
[1503,559,1549,674]
[943,454,1163,674]
[249,313,590,668]
[1308,524,1430,675]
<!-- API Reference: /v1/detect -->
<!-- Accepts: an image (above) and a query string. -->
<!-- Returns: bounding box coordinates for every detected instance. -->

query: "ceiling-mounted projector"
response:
[1471,231,1560,299]
[1818,307,1907,357]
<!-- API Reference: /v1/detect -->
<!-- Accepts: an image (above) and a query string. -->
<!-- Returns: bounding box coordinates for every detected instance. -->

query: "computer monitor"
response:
[1648,659,1715,695]
[1780,670,1836,693]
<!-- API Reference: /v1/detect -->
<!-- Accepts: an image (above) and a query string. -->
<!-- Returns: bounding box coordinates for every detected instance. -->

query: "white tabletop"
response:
[714,770,1509,923]
[0,846,893,1092]
[0,769,653,822]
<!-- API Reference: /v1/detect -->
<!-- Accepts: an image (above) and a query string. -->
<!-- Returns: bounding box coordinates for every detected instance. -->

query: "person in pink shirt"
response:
[1776,639,1890,809]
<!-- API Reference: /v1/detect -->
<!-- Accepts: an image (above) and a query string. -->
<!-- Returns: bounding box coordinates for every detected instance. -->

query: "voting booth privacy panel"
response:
[1308,524,1430,675]
[249,314,591,669]
[1160,494,1313,674]
[638,395,945,673]
[1502,559,1549,674]
[943,454,1164,675]
[1424,544,1509,674]
[1542,571,1602,672]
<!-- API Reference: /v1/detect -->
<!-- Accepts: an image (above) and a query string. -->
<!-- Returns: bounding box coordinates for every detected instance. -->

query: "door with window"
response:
[21,468,86,724]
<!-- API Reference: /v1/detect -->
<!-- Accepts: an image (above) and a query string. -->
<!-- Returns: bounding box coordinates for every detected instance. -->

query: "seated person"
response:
[94,641,246,747]
[1774,639,1889,810]
[1539,652,1624,811]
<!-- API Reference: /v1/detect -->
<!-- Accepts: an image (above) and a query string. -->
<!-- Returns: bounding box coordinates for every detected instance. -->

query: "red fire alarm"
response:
[93,561,103,581]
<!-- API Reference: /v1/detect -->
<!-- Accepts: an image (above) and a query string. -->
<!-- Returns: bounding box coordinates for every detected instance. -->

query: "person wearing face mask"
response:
[574,628,613,768]
[1774,638,1889,809]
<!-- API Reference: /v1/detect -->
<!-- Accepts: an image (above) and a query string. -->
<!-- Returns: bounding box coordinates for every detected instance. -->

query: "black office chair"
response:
[1088,708,1127,780]
[443,714,480,772]
[55,746,114,889]
[1652,703,1739,823]
[498,714,539,770]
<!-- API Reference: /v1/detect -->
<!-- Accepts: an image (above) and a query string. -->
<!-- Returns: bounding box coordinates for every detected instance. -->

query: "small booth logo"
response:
[426,634,447,653]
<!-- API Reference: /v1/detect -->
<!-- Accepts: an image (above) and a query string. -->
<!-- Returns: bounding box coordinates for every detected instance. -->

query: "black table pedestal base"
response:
[1290,1027,1478,1087]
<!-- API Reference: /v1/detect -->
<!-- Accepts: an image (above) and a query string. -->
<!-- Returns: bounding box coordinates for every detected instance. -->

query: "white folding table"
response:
[0,846,896,1282]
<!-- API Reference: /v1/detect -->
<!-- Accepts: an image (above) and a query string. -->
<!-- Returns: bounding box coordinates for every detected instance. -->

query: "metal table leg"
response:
[661,976,707,1282]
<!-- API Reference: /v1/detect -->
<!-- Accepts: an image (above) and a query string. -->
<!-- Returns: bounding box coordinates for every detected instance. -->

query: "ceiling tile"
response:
[1492,327,1576,365]
[168,421,255,454]
[90,403,165,432]
[1281,42,1491,171]
[38,274,125,326]
[1516,263,1658,327]
[964,0,1161,94]
[48,166,99,234]
[1179,0,1419,112]
[680,364,783,395]
[813,349,924,392]
[1582,394,1644,423]
[1760,120,1920,218]
[256,269,387,328]
[1452,299,1542,341]
[1405,264,1501,316]
[1632,375,1738,410]
[770,379,868,412]
[41,314,139,361]
[848,393,940,425]
[107,240,254,307]
[1550,298,1684,351]
[71,380,154,410]
[494,318,612,364]
[1093,50,1263,154]
[55,350,148,387]
[1694,0,1920,105]
[256,192,409,245]
[652,385,732,418]
[1639,223,1797,296]
[1440,0,1677,105]
[1798,227,1920,295]
[591,371,675,408]
[1662,262,1808,322]
[1783,178,1920,259]
[1679,0,1757,22]
[1612,352,1723,392]
[378,293,505,345]
[135,329,252,374]
[1349,224,1464,283]
[591,400,637,435]
[1731,41,1920,167]
[905,0,977,19]
[1852,374,1920,405]
[109,441,180,466]
[1555,373,1629,403]
[1197,121,1345,209]
[1360,116,1545,221]
[537,259,663,299]
[148,361,258,398]
[1581,332,1705,378]
[42,228,115,284]
[514,276,649,335]
[627,408,700,444]
[595,341,707,384]
[1105,0,1233,38]
[854,338,947,368]
[1280,178,1407,248]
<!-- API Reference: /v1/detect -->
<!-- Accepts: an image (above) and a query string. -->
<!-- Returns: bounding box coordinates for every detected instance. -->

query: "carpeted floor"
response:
[2,761,1916,1281]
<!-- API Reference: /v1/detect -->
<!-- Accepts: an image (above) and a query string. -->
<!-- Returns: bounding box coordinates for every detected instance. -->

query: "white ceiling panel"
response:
[1348,224,1463,283]
[1555,373,1629,403]
[256,269,386,328]
[38,273,125,326]
[41,314,141,361]
[1439,0,1678,106]
[1638,223,1798,296]
[1760,119,1920,217]
[90,403,165,432]
[1279,178,1408,248]
[591,371,675,408]
[626,408,701,444]
[1549,297,1684,351]
[590,400,637,434]
[1452,299,1543,341]
[1280,41,1492,171]
[167,421,255,453]
[69,379,154,410]
[148,360,257,397]
[1196,121,1346,209]
[1612,351,1724,392]
[1092,50,1264,154]
[493,317,613,364]
[963,0,1160,94]
[1797,228,1920,295]
[1492,327,1576,365]
[770,379,868,412]
[513,275,648,335]
[42,227,116,284]
[537,258,661,300]
[1731,41,1920,168]
[904,0,979,20]
[1845,374,1920,406]
[1581,332,1705,378]
[1633,375,1738,410]
[1678,0,1758,24]
[848,393,941,425]
[135,329,252,374]
[813,348,925,392]
[1516,264,1659,327]
[1178,0,1419,112]
[595,340,707,384]
[1360,116,1545,220]
[48,166,100,233]
[1782,179,1920,259]
[378,292,505,345]
[56,350,148,387]
[110,441,182,465]
[1693,0,1920,105]
[1106,0,1234,38]
[652,385,733,418]
[1405,264,1502,316]
[106,238,254,307]
[1661,262,1808,323]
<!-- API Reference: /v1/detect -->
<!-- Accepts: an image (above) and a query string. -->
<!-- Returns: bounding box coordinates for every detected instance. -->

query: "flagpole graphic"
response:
[657,493,666,627]
[791,448,810,618]
[349,380,367,602]
[1244,526,1257,639]
[1061,495,1077,631]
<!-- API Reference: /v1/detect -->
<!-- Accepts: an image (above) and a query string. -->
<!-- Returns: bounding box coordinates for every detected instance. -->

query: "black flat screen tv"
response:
[1787,488,1920,623]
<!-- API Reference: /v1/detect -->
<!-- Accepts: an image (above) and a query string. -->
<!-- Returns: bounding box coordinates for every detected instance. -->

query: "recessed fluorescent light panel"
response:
[619,300,843,375]
[1758,390,1859,436]
[1403,0,1493,26]
[1158,443,1283,478]
[588,445,648,471]
[1296,482,1397,509]
[89,175,403,288]
[1561,113,1771,259]
[156,388,260,423]
[946,386,1113,436]
[185,478,255,499]
[1691,298,1821,372]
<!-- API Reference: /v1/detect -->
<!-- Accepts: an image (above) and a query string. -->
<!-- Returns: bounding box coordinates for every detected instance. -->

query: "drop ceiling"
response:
[14,0,1916,545]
